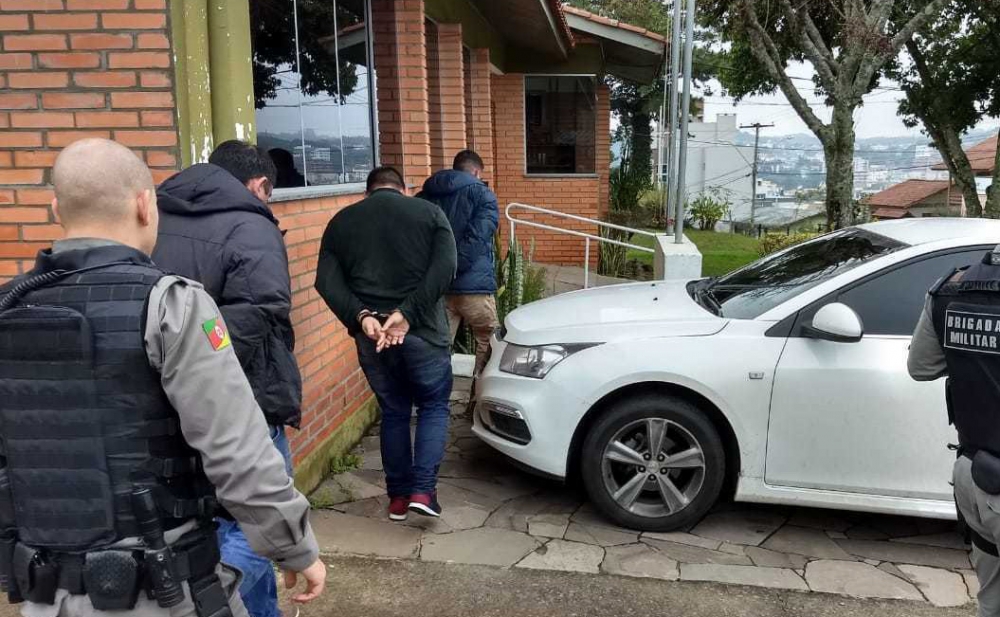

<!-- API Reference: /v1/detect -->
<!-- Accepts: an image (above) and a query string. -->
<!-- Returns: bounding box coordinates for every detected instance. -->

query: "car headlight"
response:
[498,343,598,379]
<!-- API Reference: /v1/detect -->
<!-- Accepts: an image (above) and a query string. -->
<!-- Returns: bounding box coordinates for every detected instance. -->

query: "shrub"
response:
[758,232,817,257]
[688,193,730,231]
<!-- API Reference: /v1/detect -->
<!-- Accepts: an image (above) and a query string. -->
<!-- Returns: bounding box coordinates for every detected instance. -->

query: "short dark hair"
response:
[366,166,405,193]
[209,140,277,186]
[453,150,484,173]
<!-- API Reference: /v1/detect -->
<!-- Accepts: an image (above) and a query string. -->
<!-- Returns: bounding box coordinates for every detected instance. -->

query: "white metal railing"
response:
[506,203,656,289]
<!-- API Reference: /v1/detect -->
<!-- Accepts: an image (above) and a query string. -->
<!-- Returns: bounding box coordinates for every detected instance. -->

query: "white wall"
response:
[686,114,754,222]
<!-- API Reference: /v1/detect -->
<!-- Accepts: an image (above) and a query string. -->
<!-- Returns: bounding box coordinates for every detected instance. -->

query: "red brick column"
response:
[0,0,179,282]
[371,0,430,188]
[465,48,494,184]
[426,21,465,173]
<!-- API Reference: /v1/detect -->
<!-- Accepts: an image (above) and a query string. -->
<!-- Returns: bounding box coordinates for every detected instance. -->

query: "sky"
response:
[694,62,1000,139]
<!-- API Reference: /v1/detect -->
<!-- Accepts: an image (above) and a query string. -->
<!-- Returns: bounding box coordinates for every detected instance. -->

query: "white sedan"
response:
[473,219,1000,531]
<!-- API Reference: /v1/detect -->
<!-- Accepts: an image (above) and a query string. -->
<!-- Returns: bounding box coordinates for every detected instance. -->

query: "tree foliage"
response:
[891,0,1000,217]
[701,0,949,229]
[249,0,363,109]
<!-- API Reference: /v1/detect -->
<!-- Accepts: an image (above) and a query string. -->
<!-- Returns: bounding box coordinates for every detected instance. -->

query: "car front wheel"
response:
[581,394,726,532]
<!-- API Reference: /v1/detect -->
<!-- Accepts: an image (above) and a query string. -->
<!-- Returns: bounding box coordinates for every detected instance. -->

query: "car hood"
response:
[504,280,727,346]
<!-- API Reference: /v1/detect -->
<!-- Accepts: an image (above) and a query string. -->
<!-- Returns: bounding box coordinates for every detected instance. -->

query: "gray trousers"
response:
[955,455,1000,617]
[19,565,248,617]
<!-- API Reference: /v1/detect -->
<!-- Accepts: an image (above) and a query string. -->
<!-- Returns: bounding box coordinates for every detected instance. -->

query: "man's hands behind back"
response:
[361,311,410,352]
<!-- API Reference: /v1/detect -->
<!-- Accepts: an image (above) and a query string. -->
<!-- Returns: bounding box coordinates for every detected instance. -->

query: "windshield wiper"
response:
[694,278,723,316]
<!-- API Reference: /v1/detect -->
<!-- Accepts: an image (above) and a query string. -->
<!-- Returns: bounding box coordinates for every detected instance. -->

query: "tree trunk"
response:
[824,103,857,229]
[629,110,653,183]
[931,123,983,217]
[985,132,1000,219]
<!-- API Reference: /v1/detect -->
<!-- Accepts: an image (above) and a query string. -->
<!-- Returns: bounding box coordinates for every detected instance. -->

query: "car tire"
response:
[581,394,726,532]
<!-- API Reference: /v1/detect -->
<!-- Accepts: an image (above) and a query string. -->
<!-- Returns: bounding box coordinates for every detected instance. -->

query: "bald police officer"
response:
[0,139,325,617]
[909,247,1000,617]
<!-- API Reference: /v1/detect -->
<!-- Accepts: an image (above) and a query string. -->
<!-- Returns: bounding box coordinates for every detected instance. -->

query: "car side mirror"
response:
[803,303,864,343]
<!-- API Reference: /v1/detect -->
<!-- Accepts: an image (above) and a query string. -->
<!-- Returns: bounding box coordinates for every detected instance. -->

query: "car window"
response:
[835,249,985,336]
[710,228,906,319]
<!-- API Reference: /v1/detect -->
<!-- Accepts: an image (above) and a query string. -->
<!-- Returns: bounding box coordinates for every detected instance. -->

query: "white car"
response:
[473,219,1000,531]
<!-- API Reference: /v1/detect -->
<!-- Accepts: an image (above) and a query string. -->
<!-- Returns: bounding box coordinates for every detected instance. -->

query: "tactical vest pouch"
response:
[12,544,57,605]
[83,551,141,611]
[973,450,1000,495]
[0,306,117,551]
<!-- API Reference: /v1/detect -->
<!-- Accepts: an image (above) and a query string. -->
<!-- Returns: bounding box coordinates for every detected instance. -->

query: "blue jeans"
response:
[217,424,291,617]
[355,333,453,497]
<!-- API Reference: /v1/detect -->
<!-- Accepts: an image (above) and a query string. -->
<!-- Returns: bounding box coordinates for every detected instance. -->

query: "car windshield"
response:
[697,228,907,319]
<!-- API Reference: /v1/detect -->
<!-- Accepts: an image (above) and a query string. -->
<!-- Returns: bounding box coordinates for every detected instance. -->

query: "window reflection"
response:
[250,0,375,188]
[525,76,597,175]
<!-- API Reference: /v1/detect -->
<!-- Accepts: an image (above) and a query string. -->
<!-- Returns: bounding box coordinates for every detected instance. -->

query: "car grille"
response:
[486,412,530,445]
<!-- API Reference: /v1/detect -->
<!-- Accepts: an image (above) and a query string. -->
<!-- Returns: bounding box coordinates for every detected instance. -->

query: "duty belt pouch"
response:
[83,551,141,611]
[973,450,1000,495]
[190,572,233,617]
[12,544,56,605]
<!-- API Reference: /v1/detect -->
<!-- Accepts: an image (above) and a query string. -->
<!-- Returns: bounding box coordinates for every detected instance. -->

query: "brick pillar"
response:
[371,0,430,188]
[596,83,611,217]
[0,0,179,283]
[426,21,465,172]
[465,48,494,184]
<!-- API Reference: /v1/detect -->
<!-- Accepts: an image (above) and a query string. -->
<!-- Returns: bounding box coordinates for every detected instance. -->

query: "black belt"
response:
[51,529,219,597]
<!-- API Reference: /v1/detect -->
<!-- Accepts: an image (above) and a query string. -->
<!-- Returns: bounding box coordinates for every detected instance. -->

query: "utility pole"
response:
[673,0,696,244]
[741,122,773,228]
[664,0,683,232]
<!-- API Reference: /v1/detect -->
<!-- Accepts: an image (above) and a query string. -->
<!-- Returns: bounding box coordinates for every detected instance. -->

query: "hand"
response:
[361,315,382,343]
[377,311,410,353]
[283,559,327,604]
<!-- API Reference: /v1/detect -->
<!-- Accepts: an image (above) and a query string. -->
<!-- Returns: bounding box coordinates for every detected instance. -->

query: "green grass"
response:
[627,230,760,278]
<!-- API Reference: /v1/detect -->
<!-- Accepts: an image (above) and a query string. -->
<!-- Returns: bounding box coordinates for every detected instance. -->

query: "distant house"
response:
[864,179,963,220]
[931,134,997,202]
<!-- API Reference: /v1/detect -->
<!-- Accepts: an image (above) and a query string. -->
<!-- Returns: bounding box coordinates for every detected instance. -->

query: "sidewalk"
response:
[308,378,978,610]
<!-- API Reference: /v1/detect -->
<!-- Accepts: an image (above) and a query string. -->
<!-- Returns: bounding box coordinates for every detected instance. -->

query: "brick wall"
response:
[270,192,370,465]
[492,74,610,266]
[465,47,493,184]
[425,21,465,173]
[371,0,430,188]
[0,0,179,281]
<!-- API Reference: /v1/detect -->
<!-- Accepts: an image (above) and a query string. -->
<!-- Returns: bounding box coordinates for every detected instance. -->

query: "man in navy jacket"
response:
[419,150,500,377]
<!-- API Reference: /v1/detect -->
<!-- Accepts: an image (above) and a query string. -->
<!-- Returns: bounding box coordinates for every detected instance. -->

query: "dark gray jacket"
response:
[153,164,302,428]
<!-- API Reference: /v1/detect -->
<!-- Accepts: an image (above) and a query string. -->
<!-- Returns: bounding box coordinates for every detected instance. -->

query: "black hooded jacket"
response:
[153,164,302,428]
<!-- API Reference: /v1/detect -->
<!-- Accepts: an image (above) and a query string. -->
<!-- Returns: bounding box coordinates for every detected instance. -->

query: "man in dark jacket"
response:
[316,167,457,522]
[153,140,300,617]
[419,150,499,376]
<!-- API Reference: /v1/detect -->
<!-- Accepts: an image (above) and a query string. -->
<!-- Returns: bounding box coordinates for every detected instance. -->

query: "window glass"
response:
[250,0,375,188]
[836,250,984,336]
[711,228,907,319]
[525,76,596,175]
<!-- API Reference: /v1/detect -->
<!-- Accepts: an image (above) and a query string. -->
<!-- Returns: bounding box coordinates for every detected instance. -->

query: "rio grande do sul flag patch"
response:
[202,316,231,351]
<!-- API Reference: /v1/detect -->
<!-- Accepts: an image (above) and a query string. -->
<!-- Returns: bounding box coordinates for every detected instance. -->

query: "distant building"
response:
[652,113,754,221]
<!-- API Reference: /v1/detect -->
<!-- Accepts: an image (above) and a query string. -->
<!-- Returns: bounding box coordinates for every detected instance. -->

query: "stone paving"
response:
[308,379,978,610]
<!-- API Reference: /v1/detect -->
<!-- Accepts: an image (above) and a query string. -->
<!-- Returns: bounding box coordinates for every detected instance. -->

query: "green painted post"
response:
[208,0,256,145]
[170,0,214,167]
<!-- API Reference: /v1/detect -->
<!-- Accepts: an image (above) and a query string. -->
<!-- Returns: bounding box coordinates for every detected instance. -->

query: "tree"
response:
[703,0,949,229]
[892,1,1000,218]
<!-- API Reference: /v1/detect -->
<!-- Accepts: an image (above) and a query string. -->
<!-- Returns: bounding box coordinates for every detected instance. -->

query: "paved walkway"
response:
[308,379,978,611]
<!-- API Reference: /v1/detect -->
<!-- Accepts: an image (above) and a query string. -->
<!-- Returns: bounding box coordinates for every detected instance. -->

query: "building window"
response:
[525,76,596,175]
[250,0,376,188]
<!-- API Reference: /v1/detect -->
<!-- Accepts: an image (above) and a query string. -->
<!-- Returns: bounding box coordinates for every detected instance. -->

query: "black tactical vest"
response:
[0,244,215,552]
[931,254,1000,456]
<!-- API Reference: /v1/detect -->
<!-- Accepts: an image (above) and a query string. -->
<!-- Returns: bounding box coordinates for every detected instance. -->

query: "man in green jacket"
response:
[315,167,457,522]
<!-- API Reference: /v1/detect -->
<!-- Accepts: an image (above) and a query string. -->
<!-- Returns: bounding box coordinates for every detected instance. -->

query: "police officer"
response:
[909,246,1000,617]
[0,139,326,617]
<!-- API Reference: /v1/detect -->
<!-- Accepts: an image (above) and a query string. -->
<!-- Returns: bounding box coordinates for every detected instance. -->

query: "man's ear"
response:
[51,197,62,224]
[136,189,155,227]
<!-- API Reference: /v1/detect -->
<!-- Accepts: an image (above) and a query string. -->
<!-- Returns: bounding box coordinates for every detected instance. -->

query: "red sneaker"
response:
[408,493,442,518]
[388,496,409,521]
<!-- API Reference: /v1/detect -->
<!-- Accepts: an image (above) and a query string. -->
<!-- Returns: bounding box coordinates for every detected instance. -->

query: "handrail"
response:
[506,203,656,289]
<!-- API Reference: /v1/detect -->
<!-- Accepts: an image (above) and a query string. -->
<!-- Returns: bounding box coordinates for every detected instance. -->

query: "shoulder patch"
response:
[202,316,231,351]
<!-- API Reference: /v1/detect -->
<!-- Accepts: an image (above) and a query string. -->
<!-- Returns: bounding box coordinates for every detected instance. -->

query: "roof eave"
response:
[564,12,665,83]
